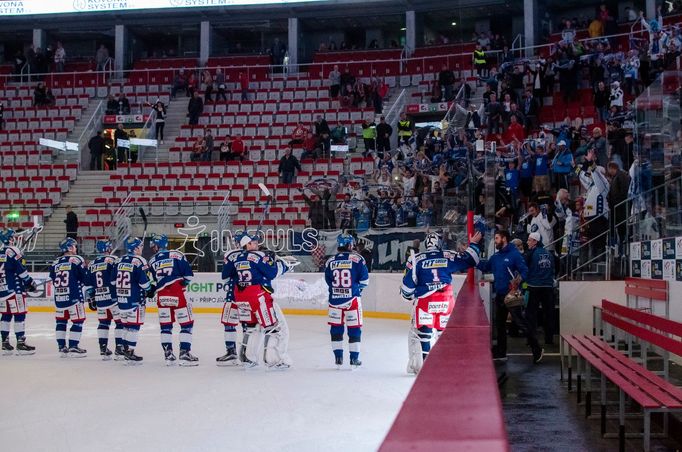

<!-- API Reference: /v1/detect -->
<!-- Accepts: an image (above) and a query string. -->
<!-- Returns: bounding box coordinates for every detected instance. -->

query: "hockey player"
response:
[85,239,123,360]
[222,232,293,369]
[148,234,198,366]
[0,229,37,355]
[400,231,482,374]
[217,244,247,366]
[49,237,90,357]
[115,237,154,363]
[324,233,369,368]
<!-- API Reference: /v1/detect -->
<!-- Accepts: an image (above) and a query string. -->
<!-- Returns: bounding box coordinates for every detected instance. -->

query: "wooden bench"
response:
[561,299,682,452]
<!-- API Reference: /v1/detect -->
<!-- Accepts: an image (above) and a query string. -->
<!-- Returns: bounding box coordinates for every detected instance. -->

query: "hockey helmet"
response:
[236,231,259,248]
[336,233,355,249]
[59,237,78,253]
[424,231,442,250]
[95,239,113,254]
[125,237,144,254]
[150,233,169,250]
[0,228,16,245]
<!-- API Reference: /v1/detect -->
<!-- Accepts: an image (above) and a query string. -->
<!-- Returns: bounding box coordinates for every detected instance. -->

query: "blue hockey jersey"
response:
[49,254,89,308]
[324,252,370,306]
[86,255,118,308]
[149,250,193,290]
[221,249,241,302]
[222,250,288,291]
[401,245,480,299]
[115,254,152,309]
[0,245,33,298]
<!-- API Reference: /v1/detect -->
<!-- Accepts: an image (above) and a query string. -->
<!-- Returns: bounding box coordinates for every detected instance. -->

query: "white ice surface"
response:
[1,313,414,452]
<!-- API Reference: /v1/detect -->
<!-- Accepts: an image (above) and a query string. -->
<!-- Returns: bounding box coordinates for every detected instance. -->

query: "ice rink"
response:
[2,312,414,452]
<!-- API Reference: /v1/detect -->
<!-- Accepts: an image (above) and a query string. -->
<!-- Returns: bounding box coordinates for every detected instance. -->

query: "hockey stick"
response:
[256,183,272,237]
[139,207,149,240]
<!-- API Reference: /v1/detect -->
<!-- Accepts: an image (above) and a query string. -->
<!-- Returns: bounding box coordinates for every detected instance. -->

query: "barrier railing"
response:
[380,276,508,451]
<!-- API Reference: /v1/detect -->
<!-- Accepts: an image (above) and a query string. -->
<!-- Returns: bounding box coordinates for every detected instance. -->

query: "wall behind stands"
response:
[26,272,490,319]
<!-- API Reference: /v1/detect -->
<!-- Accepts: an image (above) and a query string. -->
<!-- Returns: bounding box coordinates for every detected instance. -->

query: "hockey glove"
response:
[85,287,96,311]
[26,279,38,293]
[146,284,157,300]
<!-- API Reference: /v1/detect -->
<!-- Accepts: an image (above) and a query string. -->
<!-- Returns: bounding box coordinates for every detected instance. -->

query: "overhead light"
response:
[451,22,457,26]
[400,27,406,31]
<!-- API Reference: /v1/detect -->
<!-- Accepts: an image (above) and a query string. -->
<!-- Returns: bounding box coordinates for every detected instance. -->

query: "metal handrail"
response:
[384,88,407,150]
[75,99,104,168]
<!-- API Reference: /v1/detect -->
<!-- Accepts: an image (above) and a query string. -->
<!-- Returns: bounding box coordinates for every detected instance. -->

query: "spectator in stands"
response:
[478,230,542,363]
[438,64,456,101]
[117,93,131,115]
[219,135,232,162]
[35,47,48,74]
[575,149,610,261]
[299,187,324,230]
[54,41,66,72]
[105,95,118,115]
[114,123,130,164]
[593,81,610,122]
[190,136,204,162]
[588,15,604,38]
[171,69,188,99]
[609,81,623,111]
[271,38,286,66]
[24,45,36,77]
[375,116,392,158]
[64,206,78,240]
[522,89,540,132]
[527,202,556,253]
[215,68,228,102]
[151,101,166,144]
[202,129,214,161]
[33,82,48,107]
[95,44,109,72]
[504,114,525,142]
[203,70,214,103]
[586,127,608,167]
[314,115,331,154]
[331,122,347,145]
[230,133,246,161]
[356,241,372,271]
[361,118,376,156]
[525,231,556,345]
[329,65,341,98]
[397,112,413,146]
[187,71,199,98]
[187,91,203,126]
[291,121,308,145]
[88,131,105,171]
[278,145,301,184]
[239,71,249,101]
[551,140,574,190]
[13,50,26,75]
[607,161,631,246]
[301,132,320,160]
[561,19,576,44]
[485,92,502,134]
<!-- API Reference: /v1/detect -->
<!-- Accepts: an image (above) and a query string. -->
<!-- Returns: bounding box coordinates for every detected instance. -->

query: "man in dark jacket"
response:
[64,206,78,240]
[314,115,331,155]
[375,116,392,158]
[607,162,631,247]
[438,64,455,101]
[478,230,543,363]
[114,123,129,164]
[525,232,555,346]
[278,146,301,184]
[300,188,324,230]
[88,131,104,170]
[187,91,203,126]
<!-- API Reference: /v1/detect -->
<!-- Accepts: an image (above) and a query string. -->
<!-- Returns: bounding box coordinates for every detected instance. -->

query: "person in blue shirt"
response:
[149,234,197,366]
[525,232,555,346]
[222,232,293,369]
[400,230,482,375]
[49,237,91,357]
[505,159,520,199]
[115,237,154,363]
[551,139,574,190]
[477,230,542,363]
[532,142,550,195]
[324,233,370,368]
[0,229,37,355]
[85,239,123,360]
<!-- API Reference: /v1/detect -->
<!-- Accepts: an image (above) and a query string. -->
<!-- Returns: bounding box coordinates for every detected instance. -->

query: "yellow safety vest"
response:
[398,120,412,137]
[473,49,486,65]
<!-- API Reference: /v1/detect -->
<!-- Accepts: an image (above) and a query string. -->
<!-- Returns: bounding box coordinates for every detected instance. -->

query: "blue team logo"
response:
[530,224,539,233]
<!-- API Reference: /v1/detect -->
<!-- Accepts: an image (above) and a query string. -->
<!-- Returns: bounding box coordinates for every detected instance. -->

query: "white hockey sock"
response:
[349,341,360,354]
[179,329,192,347]
[224,330,237,344]
[331,339,343,353]
[97,328,109,340]
[14,320,25,338]
[0,320,10,335]
[126,328,139,347]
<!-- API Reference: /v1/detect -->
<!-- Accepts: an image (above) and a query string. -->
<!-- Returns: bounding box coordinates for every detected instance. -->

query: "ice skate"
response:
[59,346,69,358]
[179,350,199,367]
[350,357,362,370]
[335,355,343,369]
[216,348,239,367]
[100,344,113,361]
[68,346,87,357]
[2,339,14,355]
[114,345,126,361]
[125,349,143,364]
[16,338,36,355]
[164,346,176,366]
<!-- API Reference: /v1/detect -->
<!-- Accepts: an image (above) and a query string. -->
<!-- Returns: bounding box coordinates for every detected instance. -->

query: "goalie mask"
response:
[424,232,442,251]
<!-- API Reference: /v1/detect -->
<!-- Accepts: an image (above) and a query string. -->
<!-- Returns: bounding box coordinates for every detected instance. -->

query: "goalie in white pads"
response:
[324,233,369,368]
[400,231,482,374]
[0,229,37,355]
[221,232,293,369]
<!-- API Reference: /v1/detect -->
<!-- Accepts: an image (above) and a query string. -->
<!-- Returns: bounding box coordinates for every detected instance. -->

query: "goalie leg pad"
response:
[263,303,291,366]
[407,325,433,375]
[242,324,263,364]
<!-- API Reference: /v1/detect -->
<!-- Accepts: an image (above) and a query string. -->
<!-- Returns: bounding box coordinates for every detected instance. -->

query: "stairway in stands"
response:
[38,171,114,254]
[141,99,187,162]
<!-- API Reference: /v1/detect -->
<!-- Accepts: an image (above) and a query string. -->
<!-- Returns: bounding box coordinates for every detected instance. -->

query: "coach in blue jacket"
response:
[525,232,555,345]
[478,230,543,363]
